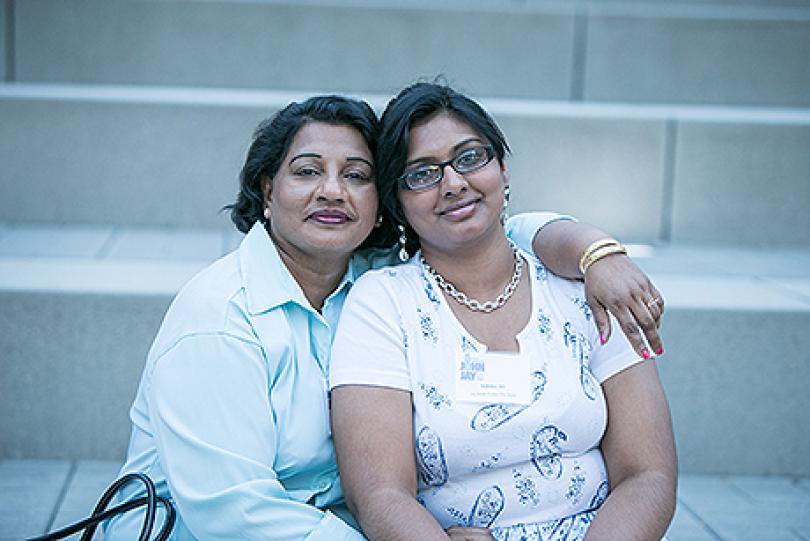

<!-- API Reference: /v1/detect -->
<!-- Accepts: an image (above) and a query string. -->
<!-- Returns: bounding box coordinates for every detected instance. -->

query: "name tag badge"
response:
[455,350,531,405]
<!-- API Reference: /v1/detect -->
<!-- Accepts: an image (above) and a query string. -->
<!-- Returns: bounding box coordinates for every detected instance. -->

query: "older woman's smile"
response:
[309,209,351,224]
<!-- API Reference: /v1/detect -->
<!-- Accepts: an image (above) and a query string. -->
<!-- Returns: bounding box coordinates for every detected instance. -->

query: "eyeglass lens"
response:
[402,145,493,190]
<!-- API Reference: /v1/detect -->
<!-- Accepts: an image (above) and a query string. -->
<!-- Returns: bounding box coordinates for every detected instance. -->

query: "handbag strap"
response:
[27,472,176,541]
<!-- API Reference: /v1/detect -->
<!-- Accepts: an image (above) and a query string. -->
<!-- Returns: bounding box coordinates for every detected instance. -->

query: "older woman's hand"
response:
[584,253,664,358]
[446,526,495,541]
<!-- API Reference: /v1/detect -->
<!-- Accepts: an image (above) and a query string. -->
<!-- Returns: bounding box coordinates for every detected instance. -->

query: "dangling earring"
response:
[374,215,383,229]
[397,224,410,262]
[500,186,510,224]
[263,207,271,221]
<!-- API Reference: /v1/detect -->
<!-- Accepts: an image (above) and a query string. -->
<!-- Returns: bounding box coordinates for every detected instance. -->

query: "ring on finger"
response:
[647,297,661,309]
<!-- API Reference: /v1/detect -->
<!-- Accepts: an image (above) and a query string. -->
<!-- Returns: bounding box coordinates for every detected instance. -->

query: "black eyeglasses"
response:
[398,145,496,191]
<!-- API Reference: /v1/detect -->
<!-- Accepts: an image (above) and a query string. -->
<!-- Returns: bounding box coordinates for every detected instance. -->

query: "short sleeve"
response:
[589,313,646,383]
[504,211,575,254]
[329,272,411,392]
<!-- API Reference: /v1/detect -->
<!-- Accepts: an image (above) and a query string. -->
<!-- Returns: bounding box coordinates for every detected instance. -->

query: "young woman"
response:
[330,84,676,541]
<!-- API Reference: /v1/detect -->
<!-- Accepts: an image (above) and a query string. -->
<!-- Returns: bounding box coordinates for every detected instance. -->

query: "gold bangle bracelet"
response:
[581,244,627,273]
[579,238,621,274]
[582,244,627,269]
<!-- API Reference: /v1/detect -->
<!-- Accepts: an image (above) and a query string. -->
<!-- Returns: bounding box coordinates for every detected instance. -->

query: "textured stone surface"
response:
[0,224,113,258]
[671,121,810,246]
[498,114,667,244]
[657,309,810,476]
[14,0,575,99]
[0,291,170,459]
[0,97,263,228]
[0,460,71,540]
[586,14,810,107]
[0,0,7,82]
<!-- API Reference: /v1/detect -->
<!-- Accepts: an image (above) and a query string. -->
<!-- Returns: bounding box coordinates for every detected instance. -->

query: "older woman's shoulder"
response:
[172,252,243,311]
[151,252,256,351]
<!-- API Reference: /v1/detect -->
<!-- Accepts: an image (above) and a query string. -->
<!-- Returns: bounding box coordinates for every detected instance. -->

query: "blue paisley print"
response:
[535,262,548,282]
[416,426,448,486]
[419,382,452,410]
[579,365,598,401]
[531,425,568,479]
[469,485,506,528]
[537,309,554,341]
[565,464,586,506]
[446,486,506,528]
[417,308,438,344]
[421,270,441,308]
[570,296,593,321]
[490,511,596,541]
[513,468,541,507]
[589,480,609,509]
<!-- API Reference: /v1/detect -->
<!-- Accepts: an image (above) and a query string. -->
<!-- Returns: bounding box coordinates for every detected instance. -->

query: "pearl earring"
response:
[397,224,409,262]
[500,186,510,223]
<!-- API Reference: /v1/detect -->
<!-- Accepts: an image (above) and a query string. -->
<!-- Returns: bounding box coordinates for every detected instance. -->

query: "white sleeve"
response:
[589,313,646,383]
[329,272,411,392]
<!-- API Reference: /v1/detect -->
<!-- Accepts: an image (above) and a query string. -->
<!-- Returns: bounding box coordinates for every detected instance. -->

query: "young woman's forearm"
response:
[350,485,449,541]
[583,469,676,540]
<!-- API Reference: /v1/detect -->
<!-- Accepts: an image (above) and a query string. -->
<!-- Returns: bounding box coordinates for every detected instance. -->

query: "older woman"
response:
[329,83,676,541]
[105,94,664,540]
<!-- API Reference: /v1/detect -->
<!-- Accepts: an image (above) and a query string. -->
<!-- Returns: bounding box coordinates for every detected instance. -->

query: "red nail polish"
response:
[655,346,664,355]
[600,333,606,345]
[642,350,650,360]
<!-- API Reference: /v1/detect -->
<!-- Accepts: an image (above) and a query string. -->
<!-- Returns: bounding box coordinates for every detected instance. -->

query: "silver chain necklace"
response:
[420,243,523,313]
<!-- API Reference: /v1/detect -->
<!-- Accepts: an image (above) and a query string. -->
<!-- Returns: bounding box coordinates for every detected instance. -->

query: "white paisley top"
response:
[330,249,643,541]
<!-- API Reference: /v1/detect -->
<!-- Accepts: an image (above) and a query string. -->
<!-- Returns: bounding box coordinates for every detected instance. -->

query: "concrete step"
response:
[3,0,809,107]
[2,83,809,245]
[4,459,809,541]
[1,224,809,477]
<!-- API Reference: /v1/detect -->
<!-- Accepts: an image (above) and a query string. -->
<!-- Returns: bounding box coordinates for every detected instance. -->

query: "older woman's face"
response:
[264,121,378,261]
[398,112,508,255]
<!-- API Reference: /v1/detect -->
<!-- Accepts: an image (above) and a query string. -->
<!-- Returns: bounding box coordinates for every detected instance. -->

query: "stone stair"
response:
[1,0,808,478]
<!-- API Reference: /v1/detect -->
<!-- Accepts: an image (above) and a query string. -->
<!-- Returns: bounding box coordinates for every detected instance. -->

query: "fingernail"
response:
[600,333,606,345]
[642,350,651,360]
[655,346,664,355]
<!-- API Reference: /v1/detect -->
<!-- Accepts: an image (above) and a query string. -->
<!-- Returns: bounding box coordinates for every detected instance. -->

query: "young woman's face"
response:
[398,111,508,254]
[264,121,378,260]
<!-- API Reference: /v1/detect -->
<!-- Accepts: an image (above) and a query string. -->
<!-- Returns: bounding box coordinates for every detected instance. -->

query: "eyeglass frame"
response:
[397,144,496,191]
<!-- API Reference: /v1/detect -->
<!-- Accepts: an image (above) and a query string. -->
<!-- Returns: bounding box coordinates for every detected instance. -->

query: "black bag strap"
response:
[27,472,176,541]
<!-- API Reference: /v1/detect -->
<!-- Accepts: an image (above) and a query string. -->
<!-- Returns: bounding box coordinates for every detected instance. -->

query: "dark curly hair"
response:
[375,82,510,255]
[225,95,394,250]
